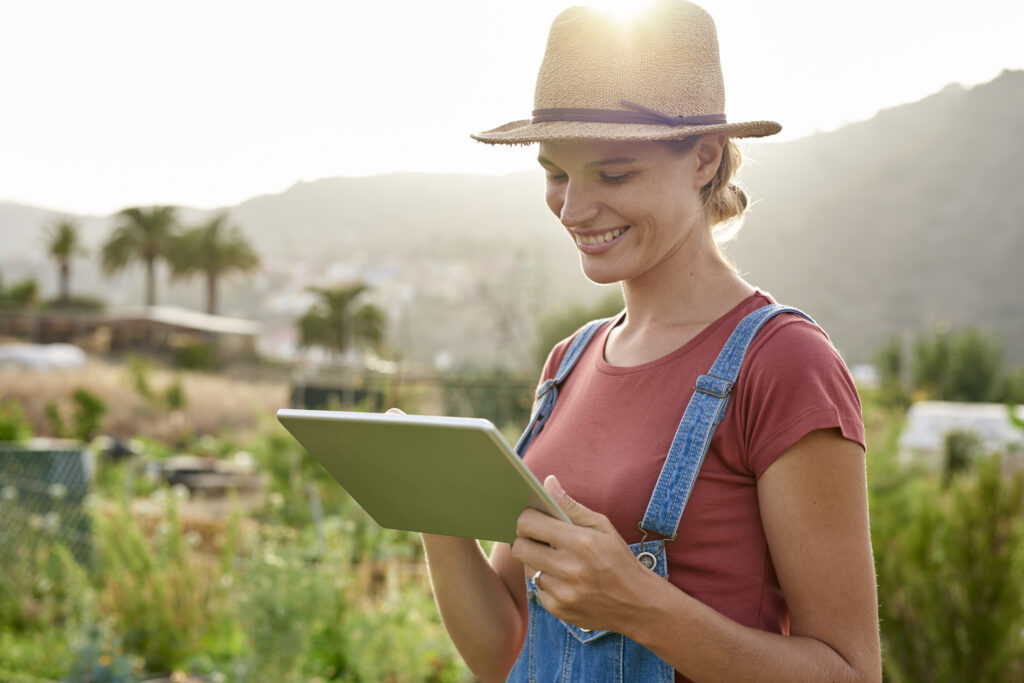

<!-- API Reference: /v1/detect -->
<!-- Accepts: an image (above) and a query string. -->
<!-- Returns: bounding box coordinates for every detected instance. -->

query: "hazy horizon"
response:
[3,0,1022,215]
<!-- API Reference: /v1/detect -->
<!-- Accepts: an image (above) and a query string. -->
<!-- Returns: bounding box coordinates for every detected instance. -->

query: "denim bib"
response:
[509,304,813,681]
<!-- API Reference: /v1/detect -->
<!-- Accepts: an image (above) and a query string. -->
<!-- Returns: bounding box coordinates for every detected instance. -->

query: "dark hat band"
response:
[532,100,727,127]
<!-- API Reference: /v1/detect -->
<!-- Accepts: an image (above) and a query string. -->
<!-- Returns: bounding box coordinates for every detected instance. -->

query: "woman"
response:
[420,2,881,680]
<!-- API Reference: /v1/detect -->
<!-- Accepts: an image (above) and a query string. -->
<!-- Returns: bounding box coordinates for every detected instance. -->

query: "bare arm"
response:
[421,535,527,680]
[513,428,881,682]
[381,405,527,680]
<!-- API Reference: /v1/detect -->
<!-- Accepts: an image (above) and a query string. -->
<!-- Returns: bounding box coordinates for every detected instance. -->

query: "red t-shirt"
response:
[523,291,865,666]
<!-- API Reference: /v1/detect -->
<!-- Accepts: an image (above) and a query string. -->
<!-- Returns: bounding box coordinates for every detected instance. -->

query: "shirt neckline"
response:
[593,291,772,376]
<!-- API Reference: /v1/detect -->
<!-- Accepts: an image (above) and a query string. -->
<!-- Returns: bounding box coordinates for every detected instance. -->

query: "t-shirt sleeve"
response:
[736,316,866,478]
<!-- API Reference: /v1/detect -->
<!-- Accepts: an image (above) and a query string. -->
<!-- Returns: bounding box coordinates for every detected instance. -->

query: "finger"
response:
[510,533,559,572]
[385,408,405,415]
[544,475,607,529]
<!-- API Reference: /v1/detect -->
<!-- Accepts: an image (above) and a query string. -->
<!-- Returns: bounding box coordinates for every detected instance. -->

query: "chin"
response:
[579,259,626,286]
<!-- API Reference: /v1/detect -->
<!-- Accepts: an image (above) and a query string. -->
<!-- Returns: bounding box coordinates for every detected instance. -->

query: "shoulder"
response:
[732,308,866,475]
[747,311,846,374]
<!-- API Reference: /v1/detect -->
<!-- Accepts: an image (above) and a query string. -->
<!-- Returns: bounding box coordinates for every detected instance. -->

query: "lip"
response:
[572,226,630,255]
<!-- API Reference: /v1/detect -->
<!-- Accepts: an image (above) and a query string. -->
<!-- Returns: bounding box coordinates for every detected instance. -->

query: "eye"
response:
[600,171,633,184]
[545,171,568,183]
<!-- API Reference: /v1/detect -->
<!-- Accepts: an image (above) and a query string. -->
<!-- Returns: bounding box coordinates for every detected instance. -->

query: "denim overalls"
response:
[508,304,813,682]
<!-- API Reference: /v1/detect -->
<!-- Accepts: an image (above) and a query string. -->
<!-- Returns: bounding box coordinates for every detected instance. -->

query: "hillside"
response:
[2,70,1022,366]
[731,69,1024,362]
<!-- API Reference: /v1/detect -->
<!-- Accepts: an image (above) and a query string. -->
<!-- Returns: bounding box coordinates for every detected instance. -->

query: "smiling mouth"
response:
[574,226,628,246]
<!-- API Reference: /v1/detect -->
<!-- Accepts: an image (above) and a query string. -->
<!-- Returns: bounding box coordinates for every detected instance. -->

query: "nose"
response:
[551,177,599,228]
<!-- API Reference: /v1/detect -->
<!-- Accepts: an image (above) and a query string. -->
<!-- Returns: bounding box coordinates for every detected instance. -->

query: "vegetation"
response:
[872,452,1024,682]
[3,309,1024,680]
[168,213,261,315]
[44,218,87,308]
[0,273,39,310]
[101,206,179,307]
[874,325,1024,405]
[298,283,387,360]
[532,288,624,371]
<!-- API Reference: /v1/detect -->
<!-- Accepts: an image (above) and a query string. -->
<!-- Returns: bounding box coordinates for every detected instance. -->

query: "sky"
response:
[1,0,1021,216]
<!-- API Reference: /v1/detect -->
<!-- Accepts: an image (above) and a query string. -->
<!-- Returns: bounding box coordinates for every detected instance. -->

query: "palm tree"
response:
[45,218,86,307]
[101,206,178,306]
[298,284,386,359]
[168,213,260,315]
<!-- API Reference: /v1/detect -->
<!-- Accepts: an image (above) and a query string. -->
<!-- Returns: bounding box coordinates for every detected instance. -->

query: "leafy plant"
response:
[92,498,223,673]
[71,389,106,442]
[874,455,1024,682]
[0,399,32,442]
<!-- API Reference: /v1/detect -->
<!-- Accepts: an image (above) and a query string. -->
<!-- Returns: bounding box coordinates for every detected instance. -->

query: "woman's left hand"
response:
[510,475,662,634]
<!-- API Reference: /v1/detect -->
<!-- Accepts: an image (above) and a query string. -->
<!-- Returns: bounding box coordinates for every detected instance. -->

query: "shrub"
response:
[0,400,32,442]
[875,455,1024,682]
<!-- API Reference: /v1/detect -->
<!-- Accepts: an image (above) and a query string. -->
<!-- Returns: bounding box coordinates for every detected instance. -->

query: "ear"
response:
[692,134,726,188]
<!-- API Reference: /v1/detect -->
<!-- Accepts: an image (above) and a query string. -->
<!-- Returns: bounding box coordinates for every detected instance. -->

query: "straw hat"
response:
[472,0,780,144]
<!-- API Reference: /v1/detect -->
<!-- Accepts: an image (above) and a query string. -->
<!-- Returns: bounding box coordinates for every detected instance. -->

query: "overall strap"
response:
[515,317,613,457]
[639,304,815,539]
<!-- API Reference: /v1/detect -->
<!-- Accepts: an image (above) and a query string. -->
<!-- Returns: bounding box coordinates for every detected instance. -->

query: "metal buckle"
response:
[635,524,677,572]
[694,374,733,398]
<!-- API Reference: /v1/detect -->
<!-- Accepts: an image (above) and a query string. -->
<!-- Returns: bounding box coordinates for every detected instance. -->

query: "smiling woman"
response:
[418,2,882,682]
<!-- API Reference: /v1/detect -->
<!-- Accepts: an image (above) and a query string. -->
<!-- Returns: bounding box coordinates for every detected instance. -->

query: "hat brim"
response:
[472,118,781,145]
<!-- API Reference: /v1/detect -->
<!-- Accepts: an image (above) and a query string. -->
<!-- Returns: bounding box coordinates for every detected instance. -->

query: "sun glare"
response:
[583,0,661,23]
[581,0,659,22]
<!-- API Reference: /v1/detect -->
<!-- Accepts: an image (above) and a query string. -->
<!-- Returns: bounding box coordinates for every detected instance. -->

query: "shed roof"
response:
[108,306,261,336]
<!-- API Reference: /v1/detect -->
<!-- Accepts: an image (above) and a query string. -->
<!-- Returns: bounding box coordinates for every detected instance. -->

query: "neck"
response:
[619,242,753,332]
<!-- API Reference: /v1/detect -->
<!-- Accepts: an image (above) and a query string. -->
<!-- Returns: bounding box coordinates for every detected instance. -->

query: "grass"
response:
[0,359,288,442]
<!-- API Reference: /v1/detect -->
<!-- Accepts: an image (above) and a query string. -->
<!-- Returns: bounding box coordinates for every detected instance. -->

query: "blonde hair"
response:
[703,139,747,244]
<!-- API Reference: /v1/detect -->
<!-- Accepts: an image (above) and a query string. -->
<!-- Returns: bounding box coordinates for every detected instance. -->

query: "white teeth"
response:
[576,228,624,246]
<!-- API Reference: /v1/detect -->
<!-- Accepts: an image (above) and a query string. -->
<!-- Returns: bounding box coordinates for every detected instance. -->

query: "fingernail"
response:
[547,475,565,497]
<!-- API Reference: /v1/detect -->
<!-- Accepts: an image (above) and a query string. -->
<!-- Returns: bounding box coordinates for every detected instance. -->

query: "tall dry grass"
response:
[0,360,288,442]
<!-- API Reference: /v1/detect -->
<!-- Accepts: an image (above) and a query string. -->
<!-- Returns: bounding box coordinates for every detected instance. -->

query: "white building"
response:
[899,401,1024,468]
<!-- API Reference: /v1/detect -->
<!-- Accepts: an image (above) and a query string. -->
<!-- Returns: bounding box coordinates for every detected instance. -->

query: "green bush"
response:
[175,342,217,370]
[874,455,1024,682]
[0,399,32,442]
[875,326,1024,404]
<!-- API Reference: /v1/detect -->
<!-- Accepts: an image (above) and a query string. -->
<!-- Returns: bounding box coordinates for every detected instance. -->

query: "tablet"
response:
[276,409,570,542]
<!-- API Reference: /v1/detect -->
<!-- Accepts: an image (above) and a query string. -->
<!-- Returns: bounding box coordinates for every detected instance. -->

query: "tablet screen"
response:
[277,409,569,542]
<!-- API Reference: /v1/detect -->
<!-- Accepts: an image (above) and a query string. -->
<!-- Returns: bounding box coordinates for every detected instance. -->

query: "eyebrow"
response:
[536,155,639,169]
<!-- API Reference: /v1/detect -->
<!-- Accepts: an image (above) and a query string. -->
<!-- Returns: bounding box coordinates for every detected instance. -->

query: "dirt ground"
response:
[0,360,289,442]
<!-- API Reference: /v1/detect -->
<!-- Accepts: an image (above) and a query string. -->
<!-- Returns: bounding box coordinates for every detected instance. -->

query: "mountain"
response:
[2,70,1022,367]
[730,69,1024,363]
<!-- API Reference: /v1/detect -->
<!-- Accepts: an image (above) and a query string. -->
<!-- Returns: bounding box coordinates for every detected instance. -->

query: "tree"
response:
[45,218,87,307]
[298,284,386,359]
[101,206,178,306]
[167,213,260,315]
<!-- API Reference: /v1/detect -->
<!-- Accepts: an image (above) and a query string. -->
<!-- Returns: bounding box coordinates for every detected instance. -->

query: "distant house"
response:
[98,306,260,359]
[0,306,261,362]
[899,401,1024,468]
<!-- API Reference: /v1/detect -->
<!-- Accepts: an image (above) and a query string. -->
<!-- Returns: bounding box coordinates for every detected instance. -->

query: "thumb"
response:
[544,475,603,528]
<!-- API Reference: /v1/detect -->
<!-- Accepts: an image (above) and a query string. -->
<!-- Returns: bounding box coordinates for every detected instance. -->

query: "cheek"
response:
[545,183,564,218]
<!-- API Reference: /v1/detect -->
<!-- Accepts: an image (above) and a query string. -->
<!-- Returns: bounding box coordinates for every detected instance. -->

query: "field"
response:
[0,360,288,443]
[2,362,1024,681]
